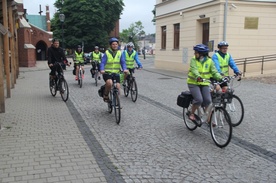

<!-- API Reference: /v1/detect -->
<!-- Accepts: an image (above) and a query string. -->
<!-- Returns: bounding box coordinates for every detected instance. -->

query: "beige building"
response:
[155,0,276,73]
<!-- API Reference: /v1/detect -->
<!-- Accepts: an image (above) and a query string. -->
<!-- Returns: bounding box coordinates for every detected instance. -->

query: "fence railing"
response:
[235,54,276,76]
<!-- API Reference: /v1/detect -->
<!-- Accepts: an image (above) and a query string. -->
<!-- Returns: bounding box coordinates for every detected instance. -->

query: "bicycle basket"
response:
[177,91,193,108]
[98,84,105,97]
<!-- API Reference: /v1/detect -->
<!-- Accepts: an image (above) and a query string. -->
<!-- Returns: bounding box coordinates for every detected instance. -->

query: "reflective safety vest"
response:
[187,56,213,86]
[75,51,84,62]
[216,53,230,76]
[92,51,101,62]
[105,50,121,74]
[124,50,136,69]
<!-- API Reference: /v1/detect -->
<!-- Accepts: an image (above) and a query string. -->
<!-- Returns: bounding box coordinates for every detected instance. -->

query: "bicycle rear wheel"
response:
[183,104,197,131]
[224,95,244,127]
[113,92,121,124]
[107,91,113,113]
[210,107,232,148]
[130,79,138,102]
[60,78,69,102]
[79,70,82,88]
[49,78,57,96]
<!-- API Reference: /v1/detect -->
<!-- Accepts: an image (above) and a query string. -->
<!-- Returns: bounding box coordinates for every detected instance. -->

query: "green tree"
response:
[51,0,124,51]
[119,21,145,50]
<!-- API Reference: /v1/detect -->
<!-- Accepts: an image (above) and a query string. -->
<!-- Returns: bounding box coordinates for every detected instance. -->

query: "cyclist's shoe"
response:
[98,76,101,80]
[75,76,78,81]
[92,74,94,78]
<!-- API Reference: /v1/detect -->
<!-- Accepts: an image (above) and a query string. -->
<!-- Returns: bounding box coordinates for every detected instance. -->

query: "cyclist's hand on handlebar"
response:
[221,76,229,83]
[236,71,242,81]
[48,63,53,67]
[100,70,105,74]
[197,77,203,82]
[123,69,129,74]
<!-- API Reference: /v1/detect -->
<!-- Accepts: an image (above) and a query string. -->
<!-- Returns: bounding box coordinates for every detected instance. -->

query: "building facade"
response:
[155,0,276,73]
[17,0,52,67]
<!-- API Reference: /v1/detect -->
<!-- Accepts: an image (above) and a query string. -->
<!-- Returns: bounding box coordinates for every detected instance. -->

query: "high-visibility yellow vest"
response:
[75,51,84,62]
[92,51,101,62]
[216,53,230,76]
[105,50,121,73]
[187,56,213,86]
[125,50,136,69]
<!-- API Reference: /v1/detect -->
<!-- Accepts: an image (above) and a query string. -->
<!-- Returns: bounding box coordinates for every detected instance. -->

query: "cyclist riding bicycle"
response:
[48,38,70,82]
[100,37,128,102]
[212,41,242,91]
[90,46,102,80]
[187,44,224,121]
[73,45,85,81]
[122,42,142,86]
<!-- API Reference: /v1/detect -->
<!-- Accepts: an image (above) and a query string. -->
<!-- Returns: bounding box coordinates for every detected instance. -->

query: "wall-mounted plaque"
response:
[244,17,259,29]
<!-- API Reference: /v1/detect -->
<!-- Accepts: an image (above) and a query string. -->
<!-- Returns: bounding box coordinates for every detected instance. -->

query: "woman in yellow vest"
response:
[100,38,128,102]
[73,45,85,81]
[90,46,102,79]
[187,44,223,121]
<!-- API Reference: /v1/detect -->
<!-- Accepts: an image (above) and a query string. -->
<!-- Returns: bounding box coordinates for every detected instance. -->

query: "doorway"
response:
[36,41,47,60]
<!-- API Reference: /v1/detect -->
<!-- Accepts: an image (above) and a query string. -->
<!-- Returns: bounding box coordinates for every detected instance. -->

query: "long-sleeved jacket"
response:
[47,45,67,65]
[212,51,240,75]
[122,50,142,68]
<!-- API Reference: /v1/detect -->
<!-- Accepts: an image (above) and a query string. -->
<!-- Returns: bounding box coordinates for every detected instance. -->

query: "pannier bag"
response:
[177,91,193,108]
[98,84,106,97]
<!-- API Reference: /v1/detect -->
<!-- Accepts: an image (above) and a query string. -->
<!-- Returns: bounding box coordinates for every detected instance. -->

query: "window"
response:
[174,23,180,49]
[161,26,166,49]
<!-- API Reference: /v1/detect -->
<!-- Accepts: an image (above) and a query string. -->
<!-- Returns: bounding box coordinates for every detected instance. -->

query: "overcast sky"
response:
[23,0,156,34]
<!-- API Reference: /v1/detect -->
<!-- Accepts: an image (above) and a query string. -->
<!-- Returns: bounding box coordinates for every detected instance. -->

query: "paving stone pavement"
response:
[0,57,275,183]
[0,65,111,183]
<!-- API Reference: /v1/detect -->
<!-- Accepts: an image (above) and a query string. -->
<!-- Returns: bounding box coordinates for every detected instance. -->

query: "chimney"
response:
[46,5,51,31]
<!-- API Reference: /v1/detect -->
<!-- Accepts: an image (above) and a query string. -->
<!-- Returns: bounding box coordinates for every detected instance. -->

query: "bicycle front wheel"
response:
[113,92,121,124]
[210,107,232,148]
[130,79,138,102]
[183,104,197,131]
[95,70,98,86]
[224,95,244,127]
[49,78,57,96]
[60,79,69,102]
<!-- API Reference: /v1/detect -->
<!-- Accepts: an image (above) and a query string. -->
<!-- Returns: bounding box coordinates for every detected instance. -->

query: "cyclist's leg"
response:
[80,64,85,78]
[188,84,203,120]
[97,62,101,79]
[114,74,121,94]
[75,63,79,80]
[103,74,113,101]
[91,62,96,77]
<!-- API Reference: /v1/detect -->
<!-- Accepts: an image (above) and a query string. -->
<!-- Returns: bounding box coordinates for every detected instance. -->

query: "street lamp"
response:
[59,14,65,50]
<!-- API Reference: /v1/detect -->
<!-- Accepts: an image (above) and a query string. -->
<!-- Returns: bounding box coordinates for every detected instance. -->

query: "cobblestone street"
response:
[0,56,275,183]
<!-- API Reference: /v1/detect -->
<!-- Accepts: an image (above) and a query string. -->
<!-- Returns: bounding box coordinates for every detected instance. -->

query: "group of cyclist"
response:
[187,41,241,122]
[47,37,143,102]
[47,38,240,118]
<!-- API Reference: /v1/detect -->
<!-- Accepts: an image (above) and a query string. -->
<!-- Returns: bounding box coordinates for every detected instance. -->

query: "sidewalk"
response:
[0,64,109,183]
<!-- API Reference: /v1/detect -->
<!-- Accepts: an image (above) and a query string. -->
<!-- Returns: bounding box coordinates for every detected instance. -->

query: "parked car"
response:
[84,52,91,64]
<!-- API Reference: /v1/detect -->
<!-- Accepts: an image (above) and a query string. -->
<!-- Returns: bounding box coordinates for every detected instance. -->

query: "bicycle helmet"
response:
[217,41,229,48]
[109,37,119,45]
[95,46,99,49]
[193,44,209,53]
[126,42,134,48]
[77,45,82,49]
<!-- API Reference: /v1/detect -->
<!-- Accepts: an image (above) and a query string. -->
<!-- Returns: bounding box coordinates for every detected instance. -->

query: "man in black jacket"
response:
[48,39,70,78]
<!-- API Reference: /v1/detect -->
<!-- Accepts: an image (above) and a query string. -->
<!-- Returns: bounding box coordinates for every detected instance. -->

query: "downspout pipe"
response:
[223,0,228,41]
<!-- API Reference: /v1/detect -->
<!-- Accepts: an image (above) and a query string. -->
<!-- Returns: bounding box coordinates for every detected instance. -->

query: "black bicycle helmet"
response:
[109,37,119,45]
[193,44,209,53]
[217,41,229,48]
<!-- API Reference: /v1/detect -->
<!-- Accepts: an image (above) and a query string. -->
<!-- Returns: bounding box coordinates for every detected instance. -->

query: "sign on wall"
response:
[244,17,259,29]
